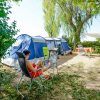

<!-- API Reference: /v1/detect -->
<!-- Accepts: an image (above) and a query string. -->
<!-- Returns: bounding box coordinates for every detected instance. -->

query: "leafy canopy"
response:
[43,0,100,47]
[0,1,19,60]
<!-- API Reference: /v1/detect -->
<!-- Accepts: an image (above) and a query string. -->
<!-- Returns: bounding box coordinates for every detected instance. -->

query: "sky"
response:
[9,0,100,41]
[9,0,48,37]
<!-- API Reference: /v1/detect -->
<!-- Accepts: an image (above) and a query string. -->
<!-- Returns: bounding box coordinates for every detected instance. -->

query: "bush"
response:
[0,65,18,100]
[0,1,19,60]
[81,41,100,48]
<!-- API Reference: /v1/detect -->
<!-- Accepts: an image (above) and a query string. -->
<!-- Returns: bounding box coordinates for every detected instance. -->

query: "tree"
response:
[0,1,19,60]
[0,0,21,91]
[43,0,100,48]
[43,0,60,37]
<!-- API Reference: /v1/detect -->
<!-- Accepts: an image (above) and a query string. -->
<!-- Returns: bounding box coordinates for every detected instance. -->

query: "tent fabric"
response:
[53,38,61,48]
[33,42,47,58]
[61,38,71,54]
[45,38,71,54]
[45,38,55,50]
[2,34,47,67]
[61,42,70,51]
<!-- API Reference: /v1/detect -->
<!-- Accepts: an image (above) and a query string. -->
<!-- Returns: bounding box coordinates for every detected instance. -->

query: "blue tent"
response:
[2,34,47,67]
[45,37,71,54]
[61,38,71,54]
[45,37,56,50]
[53,38,61,48]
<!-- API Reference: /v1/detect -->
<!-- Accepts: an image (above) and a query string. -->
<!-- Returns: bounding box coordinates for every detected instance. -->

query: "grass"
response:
[0,70,18,100]
[1,61,100,100]
[1,69,100,100]
[94,59,100,66]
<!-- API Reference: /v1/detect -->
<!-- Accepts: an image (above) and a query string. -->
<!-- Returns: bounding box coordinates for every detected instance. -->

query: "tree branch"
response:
[56,1,76,32]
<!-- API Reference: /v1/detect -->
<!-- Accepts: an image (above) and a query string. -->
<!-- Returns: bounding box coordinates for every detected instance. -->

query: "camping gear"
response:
[2,34,47,69]
[42,46,58,74]
[45,37,71,55]
[49,49,58,74]
[45,37,55,50]
[53,38,61,48]
[16,52,47,94]
[42,47,50,66]
[43,47,49,60]
[60,38,71,55]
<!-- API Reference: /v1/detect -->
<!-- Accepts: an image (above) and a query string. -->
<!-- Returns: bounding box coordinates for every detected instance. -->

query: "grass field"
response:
[1,54,100,100]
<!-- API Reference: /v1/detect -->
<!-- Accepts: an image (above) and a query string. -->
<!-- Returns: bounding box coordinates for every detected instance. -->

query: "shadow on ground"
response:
[57,53,77,66]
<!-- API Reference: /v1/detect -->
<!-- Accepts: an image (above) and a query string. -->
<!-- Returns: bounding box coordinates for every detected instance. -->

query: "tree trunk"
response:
[73,32,81,51]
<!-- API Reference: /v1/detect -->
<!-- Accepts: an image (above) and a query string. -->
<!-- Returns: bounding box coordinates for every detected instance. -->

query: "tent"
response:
[45,37,56,50]
[2,34,47,68]
[53,38,61,48]
[45,37,71,54]
[60,38,71,54]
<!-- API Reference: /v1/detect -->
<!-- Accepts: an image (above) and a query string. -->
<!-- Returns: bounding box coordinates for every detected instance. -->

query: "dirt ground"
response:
[1,53,100,90]
[56,53,100,90]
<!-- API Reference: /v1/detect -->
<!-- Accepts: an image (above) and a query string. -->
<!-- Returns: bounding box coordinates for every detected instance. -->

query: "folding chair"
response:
[42,47,50,67]
[16,52,46,96]
[49,49,58,74]
[43,47,58,74]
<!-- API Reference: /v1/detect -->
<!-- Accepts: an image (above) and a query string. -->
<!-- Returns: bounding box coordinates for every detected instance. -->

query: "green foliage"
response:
[0,67,18,100]
[1,71,100,100]
[60,34,100,53]
[0,2,19,98]
[94,46,100,54]
[0,18,18,59]
[43,0,60,37]
[0,1,19,60]
[43,0,100,48]
[0,0,20,99]
[81,41,100,48]
[96,38,100,42]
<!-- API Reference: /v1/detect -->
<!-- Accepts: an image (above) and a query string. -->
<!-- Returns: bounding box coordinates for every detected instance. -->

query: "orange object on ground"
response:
[75,48,80,52]
[84,47,93,53]
[76,47,93,53]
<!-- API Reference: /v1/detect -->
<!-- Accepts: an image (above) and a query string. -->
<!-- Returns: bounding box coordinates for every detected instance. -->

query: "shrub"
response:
[81,41,100,54]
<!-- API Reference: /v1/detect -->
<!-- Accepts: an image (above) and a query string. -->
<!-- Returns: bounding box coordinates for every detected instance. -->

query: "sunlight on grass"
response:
[1,59,100,100]
[94,59,100,66]
[1,67,100,100]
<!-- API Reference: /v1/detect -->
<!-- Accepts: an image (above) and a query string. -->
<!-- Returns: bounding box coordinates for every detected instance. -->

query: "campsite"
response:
[1,53,100,100]
[1,0,100,100]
